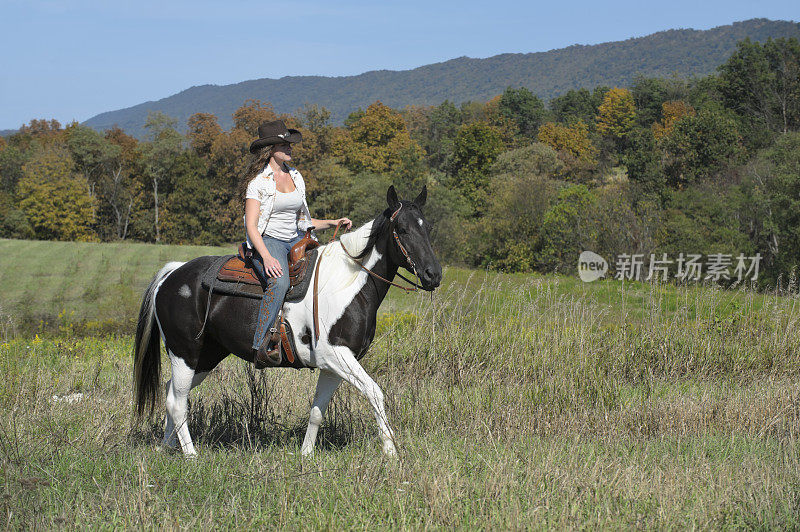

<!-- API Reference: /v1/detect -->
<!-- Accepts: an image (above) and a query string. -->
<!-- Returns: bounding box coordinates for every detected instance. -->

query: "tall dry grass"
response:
[1,271,799,527]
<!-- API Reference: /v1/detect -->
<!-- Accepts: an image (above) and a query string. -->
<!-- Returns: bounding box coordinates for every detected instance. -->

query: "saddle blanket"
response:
[199,249,318,302]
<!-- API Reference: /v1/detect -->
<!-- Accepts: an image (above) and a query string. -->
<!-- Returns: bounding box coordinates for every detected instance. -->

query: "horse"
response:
[133,186,442,457]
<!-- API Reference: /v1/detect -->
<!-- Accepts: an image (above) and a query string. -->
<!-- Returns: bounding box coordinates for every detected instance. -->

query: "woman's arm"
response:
[245,198,283,277]
[310,217,352,231]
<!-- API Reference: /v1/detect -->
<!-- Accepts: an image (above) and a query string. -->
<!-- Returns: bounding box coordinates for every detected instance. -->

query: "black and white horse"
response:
[133,186,442,457]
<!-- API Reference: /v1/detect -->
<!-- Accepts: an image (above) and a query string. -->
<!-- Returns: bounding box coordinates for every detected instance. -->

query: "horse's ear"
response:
[387,185,400,211]
[414,185,427,208]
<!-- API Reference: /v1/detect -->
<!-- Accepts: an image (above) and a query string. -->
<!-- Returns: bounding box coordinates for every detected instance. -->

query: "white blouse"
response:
[244,165,313,248]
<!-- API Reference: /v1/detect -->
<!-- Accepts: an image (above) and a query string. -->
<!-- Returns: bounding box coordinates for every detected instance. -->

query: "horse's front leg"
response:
[319,345,397,456]
[301,370,342,456]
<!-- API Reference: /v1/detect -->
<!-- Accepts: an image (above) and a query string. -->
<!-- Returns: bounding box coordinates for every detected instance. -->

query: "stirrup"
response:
[253,329,282,368]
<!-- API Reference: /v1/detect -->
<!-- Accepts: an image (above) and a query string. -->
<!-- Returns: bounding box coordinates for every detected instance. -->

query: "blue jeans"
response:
[250,234,302,350]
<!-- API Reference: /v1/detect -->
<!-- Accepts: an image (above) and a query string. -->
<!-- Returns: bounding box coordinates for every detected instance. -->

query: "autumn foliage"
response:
[3,37,800,283]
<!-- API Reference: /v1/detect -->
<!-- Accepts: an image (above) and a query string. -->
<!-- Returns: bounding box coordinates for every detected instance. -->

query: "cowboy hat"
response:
[249,120,303,153]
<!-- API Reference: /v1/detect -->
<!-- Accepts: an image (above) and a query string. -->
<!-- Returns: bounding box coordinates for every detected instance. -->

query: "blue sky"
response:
[0,0,797,130]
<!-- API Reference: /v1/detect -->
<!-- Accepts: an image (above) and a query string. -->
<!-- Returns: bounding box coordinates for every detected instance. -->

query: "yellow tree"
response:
[18,147,97,241]
[341,101,423,174]
[537,120,598,181]
[652,100,695,141]
[596,87,636,140]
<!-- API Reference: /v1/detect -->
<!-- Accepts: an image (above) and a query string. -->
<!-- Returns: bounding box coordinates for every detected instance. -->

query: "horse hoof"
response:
[155,444,175,454]
[382,441,398,457]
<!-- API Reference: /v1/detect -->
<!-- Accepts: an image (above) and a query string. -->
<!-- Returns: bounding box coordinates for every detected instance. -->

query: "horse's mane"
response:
[338,207,392,260]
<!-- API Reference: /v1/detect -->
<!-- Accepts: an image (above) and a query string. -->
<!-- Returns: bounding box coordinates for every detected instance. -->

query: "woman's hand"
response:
[262,253,283,278]
[332,217,352,230]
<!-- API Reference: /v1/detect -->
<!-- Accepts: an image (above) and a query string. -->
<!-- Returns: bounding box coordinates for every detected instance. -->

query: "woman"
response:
[242,120,351,367]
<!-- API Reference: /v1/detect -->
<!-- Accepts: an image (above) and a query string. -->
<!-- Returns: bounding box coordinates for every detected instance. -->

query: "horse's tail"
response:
[133,262,183,421]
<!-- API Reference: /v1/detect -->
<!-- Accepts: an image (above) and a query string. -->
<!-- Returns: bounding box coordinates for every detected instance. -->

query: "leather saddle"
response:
[218,228,319,290]
[216,228,319,367]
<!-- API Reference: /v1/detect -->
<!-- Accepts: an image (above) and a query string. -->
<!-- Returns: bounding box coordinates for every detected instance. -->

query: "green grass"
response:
[1,238,799,528]
[0,238,227,335]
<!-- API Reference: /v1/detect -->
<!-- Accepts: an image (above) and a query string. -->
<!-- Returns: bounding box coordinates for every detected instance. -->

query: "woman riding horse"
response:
[242,120,351,367]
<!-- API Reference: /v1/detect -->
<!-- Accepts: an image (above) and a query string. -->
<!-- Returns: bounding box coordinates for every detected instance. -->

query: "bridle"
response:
[312,204,425,342]
[337,204,425,292]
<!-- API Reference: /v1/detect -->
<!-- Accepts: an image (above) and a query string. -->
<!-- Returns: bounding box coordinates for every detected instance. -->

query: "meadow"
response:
[1,238,799,528]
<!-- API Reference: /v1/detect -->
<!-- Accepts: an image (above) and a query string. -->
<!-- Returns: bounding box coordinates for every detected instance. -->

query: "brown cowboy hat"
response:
[249,120,303,153]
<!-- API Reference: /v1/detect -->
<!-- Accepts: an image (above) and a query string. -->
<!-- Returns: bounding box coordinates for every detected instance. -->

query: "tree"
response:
[718,38,800,144]
[304,159,355,222]
[623,127,665,200]
[65,124,120,187]
[160,151,216,244]
[536,121,598,181]
[341,101,423,175]
[104,126,141,240]
[187,113,223,158]
[537,184,599,273]
[498,87,546,138]
[481,145,562,271]
[7,119,64,154]
[410,100,462,172]
[739,132,800,280]
[661,109,743,188]
[0,192,34,239]
[630,76,690,128]
[232,99,278,137]
[596,87,636,142]
[17,147,97,241]
[64,125,122,237]
[448,122,504,214]
[652,100,695,141]
[292,104,335,172]
[0,145,26,193]
[550,87,608,127]
[656,184,752,262]
[138,112,183,242]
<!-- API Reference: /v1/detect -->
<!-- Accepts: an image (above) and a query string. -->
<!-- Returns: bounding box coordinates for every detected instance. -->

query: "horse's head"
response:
[386,185,442,291]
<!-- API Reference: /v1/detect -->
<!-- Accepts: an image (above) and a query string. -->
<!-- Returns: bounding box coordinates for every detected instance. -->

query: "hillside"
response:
[81,18,800,137]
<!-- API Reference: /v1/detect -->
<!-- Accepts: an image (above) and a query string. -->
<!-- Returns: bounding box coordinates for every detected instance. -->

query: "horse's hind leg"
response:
[164,351,199,456]
[161,367,208,452]
[301,370,342,456]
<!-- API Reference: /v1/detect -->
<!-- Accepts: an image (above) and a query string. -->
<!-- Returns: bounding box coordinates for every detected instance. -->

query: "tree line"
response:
[1,37,799,285]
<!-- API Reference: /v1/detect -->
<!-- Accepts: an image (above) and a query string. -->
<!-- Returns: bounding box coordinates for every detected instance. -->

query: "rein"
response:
[333,207,424,292]
[312,208,424,342]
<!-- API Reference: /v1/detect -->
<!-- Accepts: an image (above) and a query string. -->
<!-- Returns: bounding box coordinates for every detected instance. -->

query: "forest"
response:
[1,37,799,285]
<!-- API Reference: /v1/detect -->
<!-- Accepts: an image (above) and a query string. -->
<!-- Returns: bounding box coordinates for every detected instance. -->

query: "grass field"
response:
[1,238,799,528]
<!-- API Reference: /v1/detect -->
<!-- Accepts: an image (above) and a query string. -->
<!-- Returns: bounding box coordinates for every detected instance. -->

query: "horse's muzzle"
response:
[420,265,442,291]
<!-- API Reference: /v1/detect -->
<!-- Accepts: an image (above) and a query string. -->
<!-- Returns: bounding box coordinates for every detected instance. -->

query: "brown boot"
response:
[253,329,282,369]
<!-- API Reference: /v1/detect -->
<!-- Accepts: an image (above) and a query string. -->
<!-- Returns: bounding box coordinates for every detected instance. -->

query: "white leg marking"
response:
[301,370,342,456]
[319,345,397,456]
[161,371,208,453]
[164,351,197,457]
[160,377,177,451]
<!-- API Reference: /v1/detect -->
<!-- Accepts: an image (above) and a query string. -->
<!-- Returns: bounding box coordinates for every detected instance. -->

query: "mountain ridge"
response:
[68,19,800,137]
